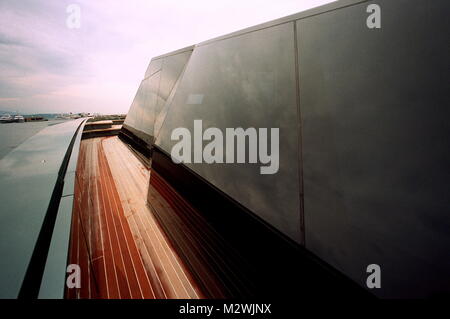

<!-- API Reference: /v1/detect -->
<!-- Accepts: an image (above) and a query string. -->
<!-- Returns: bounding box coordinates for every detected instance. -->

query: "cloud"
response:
[0,0,334,114]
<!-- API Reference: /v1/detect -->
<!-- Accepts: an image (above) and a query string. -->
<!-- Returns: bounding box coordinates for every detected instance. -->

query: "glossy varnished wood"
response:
[67,137,202,299]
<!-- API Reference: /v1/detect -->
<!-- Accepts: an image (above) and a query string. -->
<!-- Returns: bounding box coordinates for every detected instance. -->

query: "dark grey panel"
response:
[138,73,161,142]
[123,80,146,130]
[0,119,85,298]
[153,51,192,133]
[197,0,366,47]
[123,77,155,143]
[153,51,192,138]
[38,195,74,299]
[153,63,187,138]
[298,0,450,297]
[123,50,193,146]
[157,51,192,103]
[156,22,302,243]
[150,45,195,61]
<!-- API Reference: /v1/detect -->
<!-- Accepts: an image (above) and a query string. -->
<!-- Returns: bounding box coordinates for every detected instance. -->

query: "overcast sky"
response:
[0,0,334,114]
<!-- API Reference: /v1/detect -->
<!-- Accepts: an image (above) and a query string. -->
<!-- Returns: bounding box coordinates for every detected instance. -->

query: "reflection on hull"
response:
[67,137,204,299]
[119,0,450,298]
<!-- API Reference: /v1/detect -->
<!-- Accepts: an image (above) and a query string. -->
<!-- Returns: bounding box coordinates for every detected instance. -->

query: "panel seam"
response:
[197,0,369,48]
[293,21,305,246]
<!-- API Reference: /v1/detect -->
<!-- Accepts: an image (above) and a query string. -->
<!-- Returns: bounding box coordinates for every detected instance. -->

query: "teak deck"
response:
[67,136,203,299]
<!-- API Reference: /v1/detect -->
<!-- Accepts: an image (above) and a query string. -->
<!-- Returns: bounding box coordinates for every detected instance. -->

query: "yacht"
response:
[0,0,448,300]
[13,115,24,123]
[0,114,13,123]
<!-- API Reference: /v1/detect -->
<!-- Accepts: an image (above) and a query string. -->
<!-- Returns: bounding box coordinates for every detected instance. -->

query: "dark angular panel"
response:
[139,73,161,143]
[123,79,148,134]
[122,73,159,148]
[153,50,193,137]
[155,22,302,243]
[157,51,192,111]
[298,0,450,298]
[122,50,193,154]
[153,63,187,138]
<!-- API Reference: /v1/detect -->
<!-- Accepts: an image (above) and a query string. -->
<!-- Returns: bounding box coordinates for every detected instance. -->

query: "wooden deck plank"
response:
[102,137,202,299]
[66,137,202,299]
[98,145,153,298]
[101,144,167,298]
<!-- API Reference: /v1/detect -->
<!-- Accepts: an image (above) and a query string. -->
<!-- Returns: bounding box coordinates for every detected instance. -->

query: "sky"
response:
[0,0,334,115]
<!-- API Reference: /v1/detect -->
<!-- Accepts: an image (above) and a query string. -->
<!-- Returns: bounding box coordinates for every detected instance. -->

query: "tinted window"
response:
[155,22,302,243]
[298,0,450,297]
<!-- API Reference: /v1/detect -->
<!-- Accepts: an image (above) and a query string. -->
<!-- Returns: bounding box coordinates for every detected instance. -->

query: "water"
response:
[0,120,67,159]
